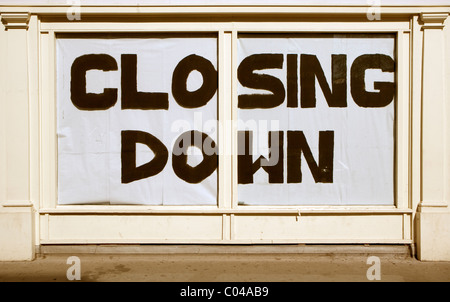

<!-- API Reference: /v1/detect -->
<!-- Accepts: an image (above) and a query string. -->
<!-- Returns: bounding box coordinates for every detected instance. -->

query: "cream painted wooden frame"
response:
[34,15,414,245]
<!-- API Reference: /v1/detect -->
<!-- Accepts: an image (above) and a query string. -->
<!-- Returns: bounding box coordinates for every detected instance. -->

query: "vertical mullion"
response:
[218,30,225,208]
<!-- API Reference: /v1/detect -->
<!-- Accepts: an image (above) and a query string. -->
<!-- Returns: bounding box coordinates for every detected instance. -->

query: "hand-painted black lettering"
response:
[238,54,285,109]
[238,131,284,184]
[172,130,218,183]
[70,54,118,110]
[287,131,334,183]
[287,54,299,108]
[300,54,347,108]
[121,54,169,110]
[171,54,217,108]
[121,130,168,184]
[350,54,395,108]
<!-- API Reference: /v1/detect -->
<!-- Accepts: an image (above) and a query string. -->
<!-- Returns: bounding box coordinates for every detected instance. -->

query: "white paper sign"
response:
[237,34,395,205]
[57,35,218,205]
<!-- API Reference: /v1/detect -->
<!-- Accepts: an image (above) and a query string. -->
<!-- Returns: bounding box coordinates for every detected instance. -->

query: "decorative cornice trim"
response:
[420,12,448,29]
[1,12,30,30]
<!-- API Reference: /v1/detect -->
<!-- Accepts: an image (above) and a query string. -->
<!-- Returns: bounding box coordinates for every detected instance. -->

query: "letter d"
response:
[121,130,169,183]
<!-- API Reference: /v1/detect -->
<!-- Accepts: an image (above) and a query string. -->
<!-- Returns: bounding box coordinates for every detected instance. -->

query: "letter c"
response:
[71,54,118,110]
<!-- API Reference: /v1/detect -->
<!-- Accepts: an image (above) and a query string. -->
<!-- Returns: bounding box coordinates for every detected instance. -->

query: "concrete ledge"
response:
[39,244,412,256]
